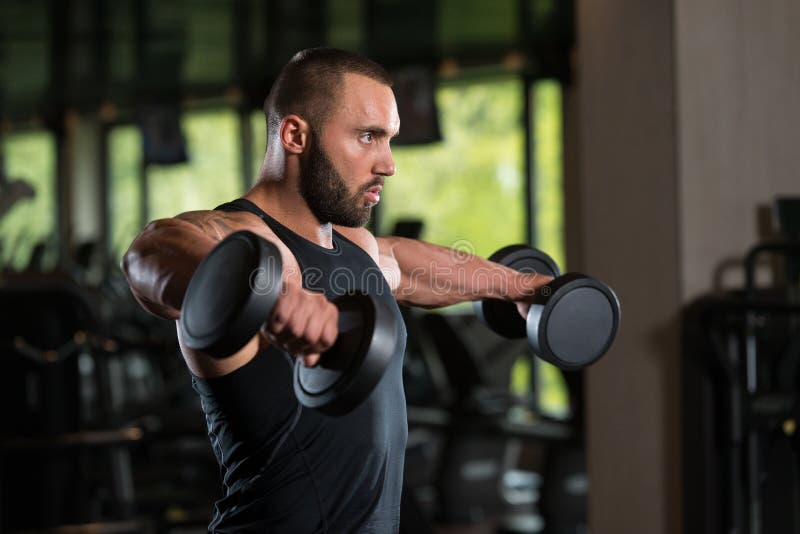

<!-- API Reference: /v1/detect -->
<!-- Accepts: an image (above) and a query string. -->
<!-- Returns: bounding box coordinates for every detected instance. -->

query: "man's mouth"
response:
[364,185,382,206]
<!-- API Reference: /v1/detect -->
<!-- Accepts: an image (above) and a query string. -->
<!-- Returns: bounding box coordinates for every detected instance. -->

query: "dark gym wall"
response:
[571,0,800,532]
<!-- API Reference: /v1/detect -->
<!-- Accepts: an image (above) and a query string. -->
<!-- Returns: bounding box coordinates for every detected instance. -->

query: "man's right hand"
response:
[263,280,339,368]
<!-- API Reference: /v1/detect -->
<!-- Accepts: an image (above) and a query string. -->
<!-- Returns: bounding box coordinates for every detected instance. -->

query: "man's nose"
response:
[374,147,396,177]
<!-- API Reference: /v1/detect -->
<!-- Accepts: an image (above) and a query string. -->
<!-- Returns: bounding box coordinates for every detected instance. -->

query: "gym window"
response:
[376,75,569,419]
[251,112,267,185]
[380,76,527,257]
[108,125,143,264]
[108,109,244,263]
[529,79,570,420]
[0,130,57,271]
[531,79,565,269]
[146,109,242,221]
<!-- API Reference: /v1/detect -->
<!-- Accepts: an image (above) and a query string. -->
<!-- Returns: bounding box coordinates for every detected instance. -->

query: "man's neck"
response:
[243,181,335,249]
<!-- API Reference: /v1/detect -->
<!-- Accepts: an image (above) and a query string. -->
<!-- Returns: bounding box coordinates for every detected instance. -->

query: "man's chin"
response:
[320,210,371,228]
[340,215,372,228]
[338,208,373,228]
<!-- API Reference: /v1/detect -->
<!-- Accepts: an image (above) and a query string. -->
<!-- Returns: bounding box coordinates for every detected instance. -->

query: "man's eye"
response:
[360,132,374,143]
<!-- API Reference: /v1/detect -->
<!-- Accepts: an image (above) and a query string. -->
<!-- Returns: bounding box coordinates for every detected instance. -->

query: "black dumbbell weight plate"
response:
[526,273,620,370]
[473,245,561,338]
[294,291,398,416]
[179,231,283,357]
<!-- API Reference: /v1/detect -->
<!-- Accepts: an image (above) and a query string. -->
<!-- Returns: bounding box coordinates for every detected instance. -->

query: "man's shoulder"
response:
[170,209,273,239]
[151,209,290,262]
[333,225,378,257]
[168,208,300,277]
[174,208,246,226]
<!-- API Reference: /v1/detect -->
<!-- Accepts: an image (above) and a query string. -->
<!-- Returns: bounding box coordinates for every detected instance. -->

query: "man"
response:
[122,48,549,533]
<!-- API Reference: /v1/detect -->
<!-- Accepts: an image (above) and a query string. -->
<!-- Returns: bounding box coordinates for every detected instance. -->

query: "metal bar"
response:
[0,427,144,451]
[132,0,148,226]
[233,0,253,194]
[110,447,136,518]
[519,0,535,246]
[50,0,72,266]
[727,331,744,533]
[524,76,535,246]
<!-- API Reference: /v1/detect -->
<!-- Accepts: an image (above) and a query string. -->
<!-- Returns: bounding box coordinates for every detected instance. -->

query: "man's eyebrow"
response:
[357,126,400,138]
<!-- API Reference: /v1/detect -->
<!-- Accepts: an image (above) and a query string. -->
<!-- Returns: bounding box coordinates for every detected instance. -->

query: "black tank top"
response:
[191,199,408,533]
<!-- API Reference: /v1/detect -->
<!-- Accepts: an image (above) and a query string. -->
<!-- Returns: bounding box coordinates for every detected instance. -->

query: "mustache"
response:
[362,177,385,191]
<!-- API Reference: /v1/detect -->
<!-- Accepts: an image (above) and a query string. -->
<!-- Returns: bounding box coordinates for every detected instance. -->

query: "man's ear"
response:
[279,115,310,154]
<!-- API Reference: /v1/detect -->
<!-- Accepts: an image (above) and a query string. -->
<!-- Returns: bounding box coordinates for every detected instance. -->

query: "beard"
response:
[299,136,380,228]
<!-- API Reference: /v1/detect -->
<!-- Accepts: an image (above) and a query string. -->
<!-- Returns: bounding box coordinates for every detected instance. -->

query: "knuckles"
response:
[265,284,338,360]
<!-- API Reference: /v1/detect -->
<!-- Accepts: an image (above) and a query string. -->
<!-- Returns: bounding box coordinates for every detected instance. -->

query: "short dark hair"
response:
[263,48,393,137]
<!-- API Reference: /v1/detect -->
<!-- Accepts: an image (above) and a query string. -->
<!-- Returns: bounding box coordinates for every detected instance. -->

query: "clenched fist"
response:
[263,280,340,367]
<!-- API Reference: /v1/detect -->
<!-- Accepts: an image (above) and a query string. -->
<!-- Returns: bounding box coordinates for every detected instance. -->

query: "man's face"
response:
[299,72,400,227]
[299,132,375,227]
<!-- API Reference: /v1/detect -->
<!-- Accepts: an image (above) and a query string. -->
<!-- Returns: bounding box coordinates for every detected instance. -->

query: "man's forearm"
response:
[381,237,548,308]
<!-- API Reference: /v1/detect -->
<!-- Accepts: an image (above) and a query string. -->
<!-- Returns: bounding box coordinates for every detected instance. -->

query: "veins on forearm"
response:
[390,238,545,306]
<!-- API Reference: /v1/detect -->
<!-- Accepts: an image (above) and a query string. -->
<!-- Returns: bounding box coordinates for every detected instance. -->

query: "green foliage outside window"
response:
[251,113,267,184]
[532,80,570,419]
[380,77,526,258]
[0,131,56,271]
[147,109,243,221]
[533,80,565,269]
[108,126,143,263]
[109,110,244,264]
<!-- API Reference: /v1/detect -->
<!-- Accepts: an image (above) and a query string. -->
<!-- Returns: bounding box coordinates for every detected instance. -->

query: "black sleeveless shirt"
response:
[191,199,408,533]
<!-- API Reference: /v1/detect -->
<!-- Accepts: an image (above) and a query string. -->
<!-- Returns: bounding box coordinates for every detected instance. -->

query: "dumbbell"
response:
[474,245,620,370]
[178,230,400,415]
